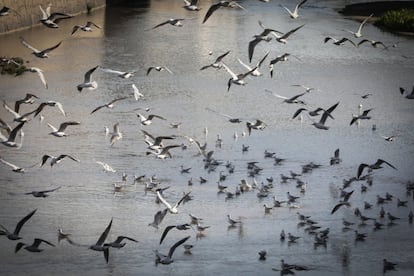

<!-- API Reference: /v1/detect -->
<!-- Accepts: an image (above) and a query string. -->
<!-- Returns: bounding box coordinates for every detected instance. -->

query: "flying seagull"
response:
[33,101,66,117]
[155,236,191,265]
[399,86,414,99]
[137,113,166,126]
[324,36,356,47]
[110,123,122,146]
[71,21,102,35]
[0,157,26,173]
[0,209,37,240]
[202,1,246,24]
[14,93,40,113]
[39,4,73,28]
[90,97,128,114]
[269,53,291,78]
[357,159,397,179]
[238,51,269,76]
[222,63,257,91]
[147,66,173,75]
[146,145,181,159]
[132,84,144,100]
[99,67,135,79]
[350,108,372,126]
[156,190,192,214]
[77,66,99,92]
[183,0,201,11]
[159,224,192,244]
[89,218,113,263]
[280,0,308,19]
[41,154,80,167]
[309,102,339,130]
[15,238,55,253]
[248,29,279,62]
[19,36,62,58]
[343,13,373,38]
[246,119,267,135]
[148,209,168,229]
[266,90,306,104]
[200,50,231,70]
[0,121,25,148]
[357,39,386,48]
[48,121,80,137]
[152,18,185,29]
[104,236,138,248]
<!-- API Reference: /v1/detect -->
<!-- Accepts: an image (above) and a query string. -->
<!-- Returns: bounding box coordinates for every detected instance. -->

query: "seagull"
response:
[152,18,186,29]
[159,224,192,244]
[19,187,61,198]
[99,67,135,79]
[399,86,414,99]
[227,214,241,227]
[239,51,269,76]
[104,236,138,248]
[383,259,397,273]
[14,93,40,113]
[222,63,257,91]
[110,123,122,146]
[324,36,356,47]
[155,236,190,265]
[357,39,386,48]
[280,0,307,19]
[141,129,175,151]
[48,121,80,137]
[357,159,397,179]
[291,84,316,93]
[19,36,62,58]
[0,157,26,173]
[3,100,37,122]
[147,66,173,75]
[248,29,279,62]
[15,238,55,253]
[0,121,25,148]
[343,13,373,38]
[90,97,128,114]
[350,108,373,126]
[0,6,21,16]
[0,209,37,240]
[309,102,339,130]
[132,84,144,100]
[77,66,99,92]
[331,191,354,214]
[266,90,306,104]
[96,161,116,172]
[268,53,291,78]
[146,145,181,159]
[292,107,332,119]
[156,190,191,214]
[40,154,80,167]
[205,107,244,123]
[183,0,201,11]
[89,219,112,263]
[202,1,247,24]
[200,50,231,70]
[39,4,73,28]
[330,148,341,165]
[137,113,166,126]
[33,101,66,117]
[246,120,266,135]
[71,21,102,35]
[148,209,168,229]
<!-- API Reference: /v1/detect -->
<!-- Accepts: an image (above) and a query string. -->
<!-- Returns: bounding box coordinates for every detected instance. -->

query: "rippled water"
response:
[1,1,414,275]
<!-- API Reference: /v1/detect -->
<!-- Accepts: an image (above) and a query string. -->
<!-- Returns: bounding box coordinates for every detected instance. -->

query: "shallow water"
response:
[1,0,414,275]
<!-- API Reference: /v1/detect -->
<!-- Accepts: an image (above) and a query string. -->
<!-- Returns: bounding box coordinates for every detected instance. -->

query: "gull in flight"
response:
[308,102,339,130]
[0,209,37,240]
[266,90,306,104]
[156,189,192,214]
[89,219,113,263]
[33,101,66,117]
[110,123,122,146]
[350,108,372,126]
[248,28,280,62]
[19,36,62,58]
[14,94,40,113]
[104,236,138,249]
[291,84,317,93]
[202,1,247,24]
[357,39,386,48]
[41,154,80,167]
[159,224,192,244]
[90,97,128,114]
[280,0,308,19]
[155,236,190,265]
[132,84,144,100]
[152,18,185,29]
[96,161,116,172]
[183,0,201,11]
[246,119,267,135]
[222,63,257,91]
[324,36,356,47]
[39,3,73,28]
[343,13,373,38]
[146,66,173,75]
[269,24,305,44]
[399,86,414,99]
[0,157,26,173]
[357,159,396,179]
[23,67,48,89]
[146,145,182,159]
[0,121,25,148]
[9,186,61,198]
[71,21,102,35]
[77,66,99,92]
[200,50,231,70]
[137,113,166,126]
[268,53,291,78]
[3,101,36,122]
[148,209,168,229]
[48,121,80,137]
[15,238,55,253]
[141,129,175,151]
[239,51,269,76]
[99,67,135,79]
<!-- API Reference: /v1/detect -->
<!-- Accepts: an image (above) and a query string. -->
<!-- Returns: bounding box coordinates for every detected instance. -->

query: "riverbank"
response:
[0,0,106,34]
[339,1,414,34]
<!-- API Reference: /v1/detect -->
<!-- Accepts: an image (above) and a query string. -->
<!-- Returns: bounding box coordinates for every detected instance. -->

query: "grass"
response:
[376,9,414,32]
[0,57,26,75]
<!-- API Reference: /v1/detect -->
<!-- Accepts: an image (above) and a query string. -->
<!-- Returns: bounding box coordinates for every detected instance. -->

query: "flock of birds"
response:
[0,0,413,275]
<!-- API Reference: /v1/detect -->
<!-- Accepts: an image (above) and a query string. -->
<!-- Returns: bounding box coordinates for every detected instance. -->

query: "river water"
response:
[0,0,414,275]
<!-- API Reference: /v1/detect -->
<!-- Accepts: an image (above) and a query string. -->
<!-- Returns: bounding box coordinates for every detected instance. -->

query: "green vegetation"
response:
[0,57,26,75]
[376,9,414,32]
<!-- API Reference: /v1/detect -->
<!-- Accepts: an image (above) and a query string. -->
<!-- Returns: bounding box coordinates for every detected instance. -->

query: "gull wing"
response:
[159,225,176,244]
[96,219,113,246]
[47,123,58,132]
[221,63,238,79]
[84,66,99,82]
[202,2,222,24]
[3,100,21,118]
[27,67,48,89]
[99,67,125,75]
[13,209,37,235]
[42,41,62,54]
[19,36,39,53]
[7,122,26,142]
[157,191,173,210]
[168,236,190,258]
[57,121,80,132]
[265,90,288,100]
[280,24,305,40]
[357,13,373,34]
[0,157,21,170]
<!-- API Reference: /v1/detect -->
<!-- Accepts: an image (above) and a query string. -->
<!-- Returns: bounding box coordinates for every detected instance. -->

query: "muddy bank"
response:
[339,1,414,16]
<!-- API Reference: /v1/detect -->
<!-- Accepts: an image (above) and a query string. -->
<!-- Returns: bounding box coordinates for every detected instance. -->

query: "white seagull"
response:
[77,66,99,92]
[238,51,269,77]
[40,154,80,167]
[280,0,308,19]
[222,63,257,91]
[146,66,173,75]
[156,190,192,214]
[132,84,144,100]
[47,121,80,137]
[99,67,135,79]
[0,122,25,148]
[39,3,72,28]
[90,97,128,114]
[0,157,25,173]
[110,123,122,146]
[19,36,62,58]
[137,113,166,126]
[71,21,102,35]
[343,13,373,38]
